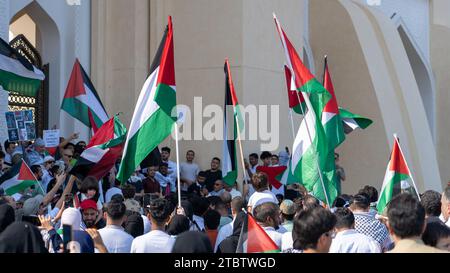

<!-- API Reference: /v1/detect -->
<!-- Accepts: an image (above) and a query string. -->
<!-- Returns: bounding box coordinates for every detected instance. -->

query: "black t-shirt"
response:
[204,170,222,192]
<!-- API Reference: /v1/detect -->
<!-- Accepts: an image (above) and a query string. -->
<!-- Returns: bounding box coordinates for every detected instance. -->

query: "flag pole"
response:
[274,14,330,207]
[21,158,45,195]
[235,113,248,193]
[289,109,296,141]
[393,134,421,201]
[174,123,182,209]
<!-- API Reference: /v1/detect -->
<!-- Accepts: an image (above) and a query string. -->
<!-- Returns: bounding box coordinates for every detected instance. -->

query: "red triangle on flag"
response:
[389,140,410,175]
[256,166,287,189]
[156,16,176,87]
[247,214,279,253]
[18,161,37,181]
[323,60,339,115]
[64,59,86,99]
[86,116,115,149]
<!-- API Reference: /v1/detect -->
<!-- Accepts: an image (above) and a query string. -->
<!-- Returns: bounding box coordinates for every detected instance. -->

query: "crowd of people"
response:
[0,135,449,253]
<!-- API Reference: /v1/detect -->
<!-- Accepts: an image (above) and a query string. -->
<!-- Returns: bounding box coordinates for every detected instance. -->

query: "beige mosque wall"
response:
[431,0,450,187]
[310,0,442,194]
[92,0,306,188]
[309,0,389,195]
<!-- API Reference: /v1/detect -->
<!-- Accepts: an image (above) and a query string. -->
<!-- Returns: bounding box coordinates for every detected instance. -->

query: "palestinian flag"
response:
[70,115,127,180]
[236,213,280,253]
[339,107,373,134]
[277,159,298,185]
[0,160,40,196]
[377,136,413,214]
[257,166,287,189]
[0,37,45,97]
[274,14,336,205]
[116,16,177,183]
[322,57,345,150]
[284,65,305,115]
[222,59,243,186]
[61,59,109,133]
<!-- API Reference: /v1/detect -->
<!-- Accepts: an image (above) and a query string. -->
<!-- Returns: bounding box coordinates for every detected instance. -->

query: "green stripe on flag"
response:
[5,180,39,196]
[116,108,174,183]
[0,70,42,97]
[154,83,177,121]
[377,173,410,214]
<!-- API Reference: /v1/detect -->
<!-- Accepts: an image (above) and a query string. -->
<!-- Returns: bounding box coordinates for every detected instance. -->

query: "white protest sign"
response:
[43,129,60,147]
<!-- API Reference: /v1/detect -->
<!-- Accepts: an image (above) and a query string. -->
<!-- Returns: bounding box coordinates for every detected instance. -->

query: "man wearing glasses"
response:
[62,149,74,172]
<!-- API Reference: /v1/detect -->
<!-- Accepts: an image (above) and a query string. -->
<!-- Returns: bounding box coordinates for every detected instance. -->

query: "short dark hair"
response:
[260,151,272,160]
[249,153,259,160]
[253,202,279,224]
[204,209,221,230]
[160,162,169,168]
[212,157,221,163]
[231,196,244,213]
[387,193,425,239]
[30,165,41,174]
[161,147,171,153]
[148,198,172,224]
[302,195,321,211]
[0,151,5,159]
[271,155,279,160]
[358,186,378,203]
[332,194,352,208]
[420,190,442,217]
[64,142,75,150]
[186,150,195,155]
[197,171,207,178]
[422,221,450,247]
[191,196,210,216]
[350,193,370,210]
[252,172,268,191]
[122,184,136,199]
[106,200,127,220]
[334,208,355,229]
[293,206,336,250]
[206,196,222,208]
[111,194,124,203]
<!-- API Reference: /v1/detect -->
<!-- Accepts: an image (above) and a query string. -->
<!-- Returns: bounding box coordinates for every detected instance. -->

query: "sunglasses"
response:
[64,154,73,158]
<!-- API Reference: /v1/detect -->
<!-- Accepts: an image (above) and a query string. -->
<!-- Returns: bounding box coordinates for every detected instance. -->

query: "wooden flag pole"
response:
[174,123,182,208]
[393,134,421,201]
[235,113,248,193]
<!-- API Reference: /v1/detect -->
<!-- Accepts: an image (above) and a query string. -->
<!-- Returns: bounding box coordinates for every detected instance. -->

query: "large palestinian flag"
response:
[0,37,45,97]
[222,59,243,186]
[61,59,109,133]
[0,160,40,195]
[70,115,126,180]
[377,136,413,214]
[236,213,280,253]
[274,14,336,205]
[116,16,177,183]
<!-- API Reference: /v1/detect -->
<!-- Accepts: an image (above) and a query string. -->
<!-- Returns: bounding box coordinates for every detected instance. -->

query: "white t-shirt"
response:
[247,190,278,213]
[329,229,381,253]
[98,225,134,253]
[262,226,283,249]
[281,231,293,251]
[179,162,200,191]
[130,230,175,253]
[228,188,242,199]
[214,219,234,252]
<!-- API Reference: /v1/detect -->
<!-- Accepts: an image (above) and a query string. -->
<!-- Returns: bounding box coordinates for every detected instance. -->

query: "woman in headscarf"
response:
[216,211,246,253]
[166,214,190,236]
[0,222,48,253]
[171,231,213,253]
[123,212,144,238]
[0,204,15,234]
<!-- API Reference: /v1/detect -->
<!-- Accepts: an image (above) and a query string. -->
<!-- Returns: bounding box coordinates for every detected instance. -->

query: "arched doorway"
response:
[7,34,49,137]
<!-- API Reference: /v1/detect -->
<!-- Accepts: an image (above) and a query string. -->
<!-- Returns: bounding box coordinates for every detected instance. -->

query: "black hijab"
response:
[167,215,190,236]
[124,212,144,238]
[171,231,213,253]
[0,221,48,253]
[0,204,15,233]
[217,211,246,253]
